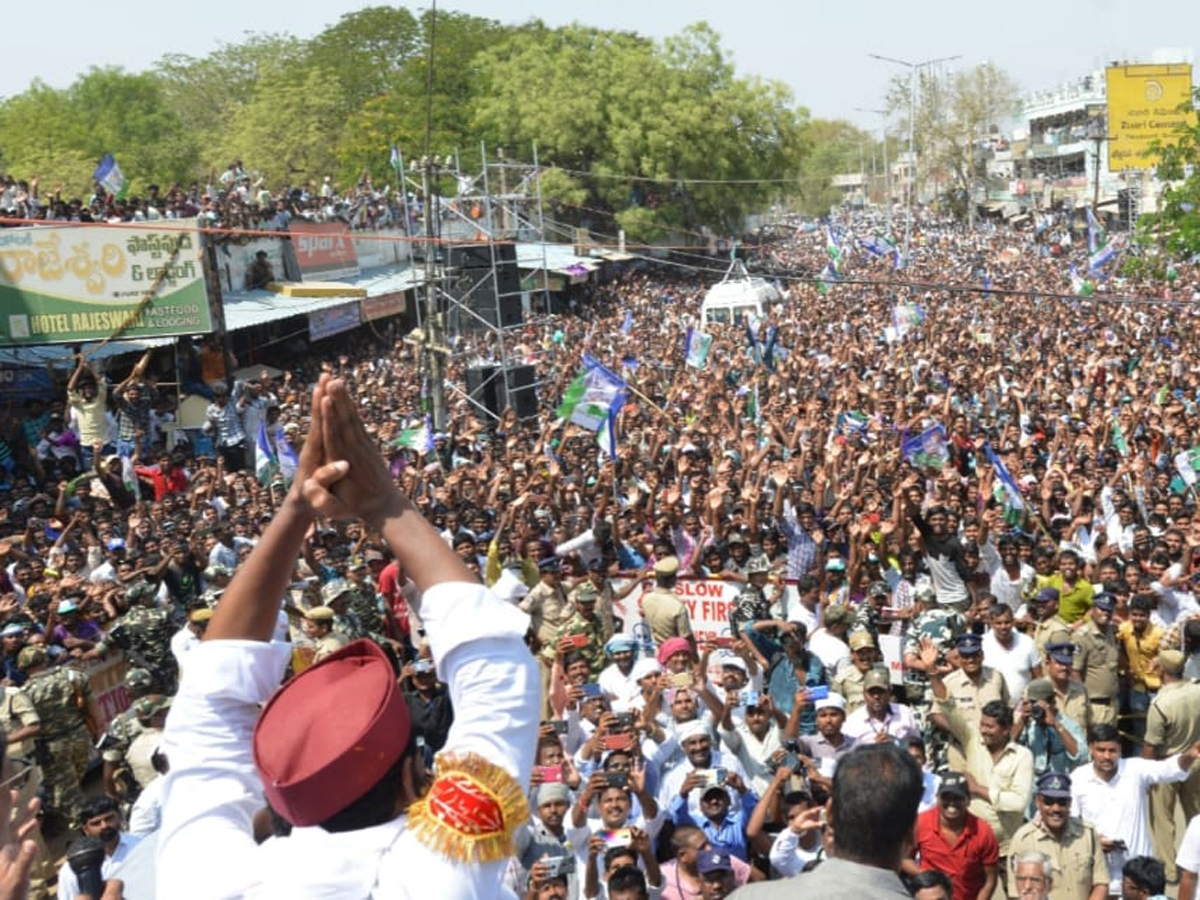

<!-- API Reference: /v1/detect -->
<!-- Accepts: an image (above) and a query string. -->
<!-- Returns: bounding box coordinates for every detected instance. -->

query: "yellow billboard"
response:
[1106,64,1194,171]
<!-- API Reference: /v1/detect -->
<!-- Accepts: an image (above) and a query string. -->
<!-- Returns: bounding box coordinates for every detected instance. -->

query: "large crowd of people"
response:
[2,204,1200,900]
[0,163,411,235]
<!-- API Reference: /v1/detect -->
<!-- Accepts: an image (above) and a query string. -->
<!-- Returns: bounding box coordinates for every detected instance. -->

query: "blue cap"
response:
[106,538,126,552]
[1047,642,1076,664]
[538,558,561,573]
[1,623,25,637]
[1036,771,1072,799]
[955,633,983,655]
[696,850,733,875]
[1093,593,1116,612]
[1035,586,1060,604]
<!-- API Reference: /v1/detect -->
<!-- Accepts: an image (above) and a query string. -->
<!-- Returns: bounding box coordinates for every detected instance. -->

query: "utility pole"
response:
[1087,131,1116,216]
[869,53,961,267]
[856,107,892,234]
[420,156,448,431]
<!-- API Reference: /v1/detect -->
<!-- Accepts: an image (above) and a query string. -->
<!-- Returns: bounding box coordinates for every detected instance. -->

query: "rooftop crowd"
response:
[1,201,1200,900]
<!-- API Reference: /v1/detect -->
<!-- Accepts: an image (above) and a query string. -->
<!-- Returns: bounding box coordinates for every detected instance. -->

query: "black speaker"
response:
[464,364,538,419]
[448,244,521,301]
[504,364,538,419]
[447,270,523,330]
[465,364,503,417]
[448,243,516,268]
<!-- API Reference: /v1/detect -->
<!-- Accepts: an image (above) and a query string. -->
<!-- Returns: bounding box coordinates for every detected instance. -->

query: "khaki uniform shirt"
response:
[310,632,348,664]
[940,697,1034,855]
[1,687,40,758]
[1034,614,1072,663]
[520,582,573,647]
[832,665,868,715]
[640,587,693,646]
[1052,679,1091,738]
[933,666,1010,725]
[1072,619,1119,701]
[1145,679,1200,755]
[1008,816,1107,900]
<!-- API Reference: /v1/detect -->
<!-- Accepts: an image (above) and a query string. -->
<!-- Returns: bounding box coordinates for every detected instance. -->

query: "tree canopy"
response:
[0,8,856,237]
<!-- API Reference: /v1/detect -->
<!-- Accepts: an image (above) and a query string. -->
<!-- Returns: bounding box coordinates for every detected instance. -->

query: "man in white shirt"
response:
[57,797,141,900]
[843,667,919,744]
[982,603,1043,699]
[806,604,853,678]
[1070,723,1200,894]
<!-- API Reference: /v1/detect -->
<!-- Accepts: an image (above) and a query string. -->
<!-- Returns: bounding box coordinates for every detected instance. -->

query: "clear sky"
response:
[3,0,1196,130]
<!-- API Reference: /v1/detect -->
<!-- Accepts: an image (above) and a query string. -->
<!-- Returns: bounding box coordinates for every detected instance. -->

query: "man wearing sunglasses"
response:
[1008,772,1107,900]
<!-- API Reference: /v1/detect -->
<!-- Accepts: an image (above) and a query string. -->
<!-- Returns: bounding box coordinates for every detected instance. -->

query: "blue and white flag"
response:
[389,145,401,171]
[597,408,619,459]
[557,354,628,432]
[394,415,435,453]
[255,420,279,485]
[621,310,634,335]
[684,327,713,369]
[983,442,1024,510]
[93,154,128,199]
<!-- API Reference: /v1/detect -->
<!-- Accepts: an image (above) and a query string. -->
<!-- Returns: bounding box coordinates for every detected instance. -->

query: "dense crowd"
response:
[0,163,412,235]
[3,207,1200,899]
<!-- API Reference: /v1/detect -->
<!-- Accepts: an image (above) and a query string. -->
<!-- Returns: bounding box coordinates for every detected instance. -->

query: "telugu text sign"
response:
[0,222,211,347]
[290,221,360,280]
[1106,64,1193,172]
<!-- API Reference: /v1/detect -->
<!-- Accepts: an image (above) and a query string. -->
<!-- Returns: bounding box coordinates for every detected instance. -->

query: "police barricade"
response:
[608,574,907,685]
[71,651,131,734]
[610,575,744,683]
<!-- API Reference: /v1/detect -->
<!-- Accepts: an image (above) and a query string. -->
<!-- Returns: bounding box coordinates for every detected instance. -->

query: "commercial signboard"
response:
[290,221,360,280]
[361,291,407,322]
[308,302,362,341]
[0,222,210,347]
[1106,64,1193,171]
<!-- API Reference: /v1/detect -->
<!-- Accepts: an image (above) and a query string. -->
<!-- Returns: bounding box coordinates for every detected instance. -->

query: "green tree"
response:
[472,21,805,242]
[793,119,873,215]
[338,10,507,186]
[155,35,306,172]
[215,65,346,186]
[1137,87,1200,258]
[0,68,195,194]
[887,61,1019,217]
[305,6,422,115]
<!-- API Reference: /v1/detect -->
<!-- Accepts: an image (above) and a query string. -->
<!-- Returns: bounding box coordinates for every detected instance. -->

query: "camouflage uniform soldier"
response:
[322,578,391,650]
[853,581,892,642]
[99,667,156,812]
[19,646,95,830]
[551,582,607,674]
[107,583,179,693]
[902,588,966,773]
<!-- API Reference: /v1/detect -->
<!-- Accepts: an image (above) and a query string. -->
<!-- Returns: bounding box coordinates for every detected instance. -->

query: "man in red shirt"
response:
[904,772,999,900]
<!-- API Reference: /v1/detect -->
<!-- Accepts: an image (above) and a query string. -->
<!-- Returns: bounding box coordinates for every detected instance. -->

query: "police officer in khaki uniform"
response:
[1071,593,1119,727]
[1145,649,1200,883]
[1,683,56,900]
[1042,632,1090,736]
[932,632,1010,772]
[302,606,347,663]
[1031,587,1071,665]
[640,557,693,646]
[832,630,877,714]
[1008,771,1108,900]
[519,558,574,716]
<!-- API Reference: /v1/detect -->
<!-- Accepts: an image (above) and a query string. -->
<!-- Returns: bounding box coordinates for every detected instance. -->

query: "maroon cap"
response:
[254,639,410,827]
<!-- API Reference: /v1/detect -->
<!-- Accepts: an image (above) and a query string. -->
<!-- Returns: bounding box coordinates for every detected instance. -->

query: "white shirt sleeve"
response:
[1178,815,1200,873]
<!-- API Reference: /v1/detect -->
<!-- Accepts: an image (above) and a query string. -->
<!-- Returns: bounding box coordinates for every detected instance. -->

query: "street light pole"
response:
[869,53,961,268]
[856,107,892,234]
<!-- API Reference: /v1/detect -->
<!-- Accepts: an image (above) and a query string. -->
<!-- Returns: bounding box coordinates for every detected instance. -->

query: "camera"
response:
[543,855,576,878]
[1032,703,1047,723]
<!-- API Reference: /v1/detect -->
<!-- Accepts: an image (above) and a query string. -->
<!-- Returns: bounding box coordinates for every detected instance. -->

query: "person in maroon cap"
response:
[156,375,539,899]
